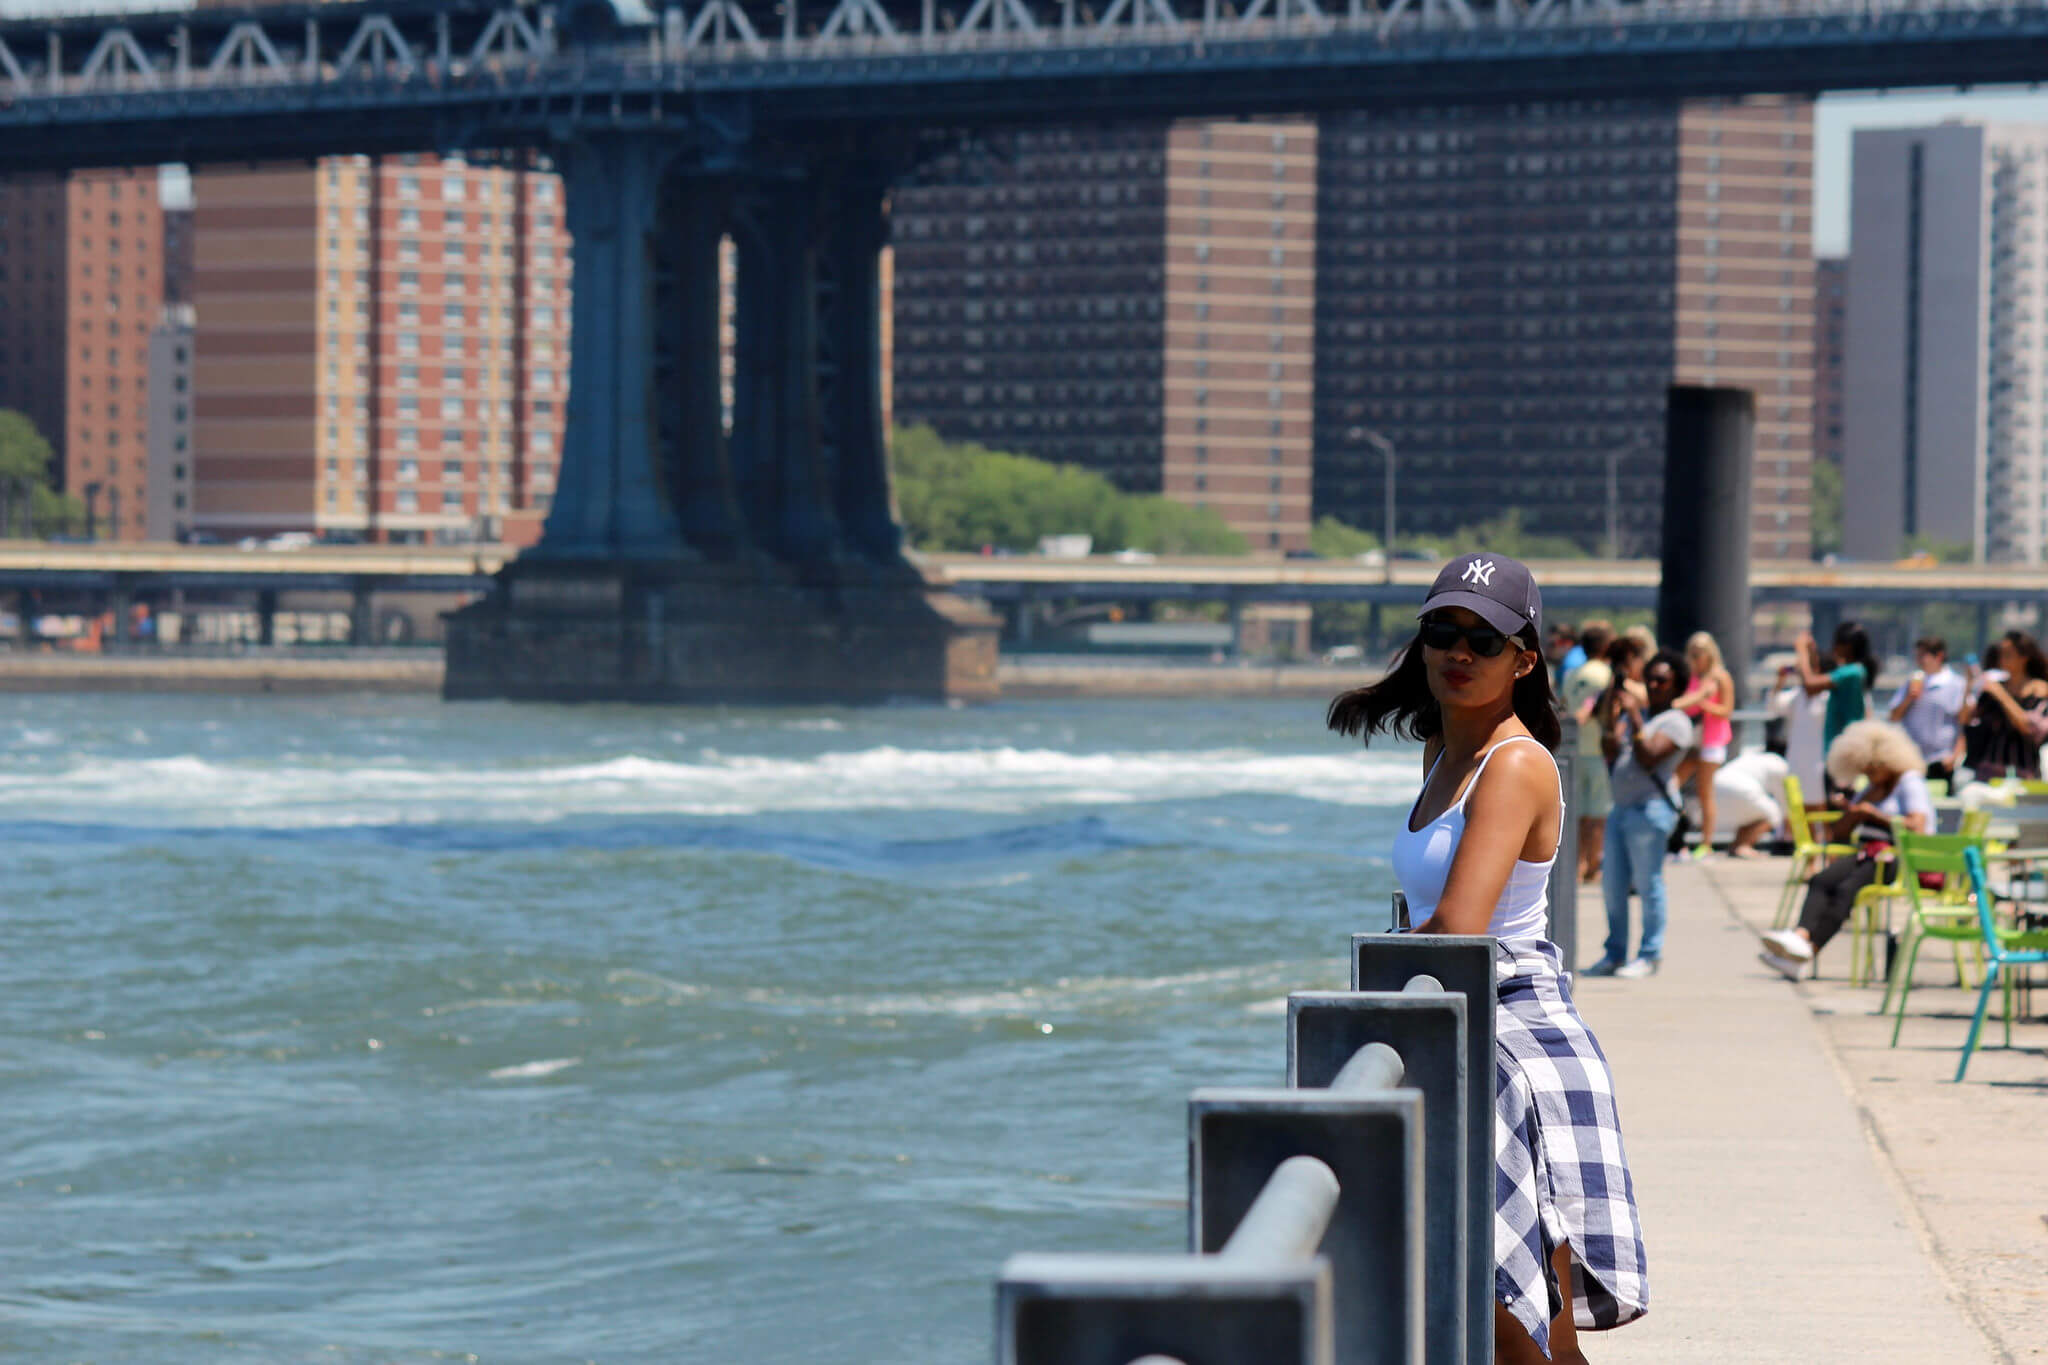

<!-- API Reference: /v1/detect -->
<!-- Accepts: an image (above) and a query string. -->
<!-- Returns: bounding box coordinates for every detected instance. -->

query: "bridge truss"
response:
[4,0,2048,169]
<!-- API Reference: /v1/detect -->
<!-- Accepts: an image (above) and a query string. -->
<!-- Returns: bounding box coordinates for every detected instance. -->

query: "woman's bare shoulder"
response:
[1487,737,1560,783]
[1464,740,1558,832]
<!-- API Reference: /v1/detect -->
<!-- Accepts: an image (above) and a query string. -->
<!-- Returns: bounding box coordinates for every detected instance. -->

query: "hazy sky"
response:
[1815,87,2048,254]
[3,0,2046,250]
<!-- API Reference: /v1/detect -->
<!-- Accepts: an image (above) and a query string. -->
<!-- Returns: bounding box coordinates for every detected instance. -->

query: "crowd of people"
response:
[1545,615,2048,981]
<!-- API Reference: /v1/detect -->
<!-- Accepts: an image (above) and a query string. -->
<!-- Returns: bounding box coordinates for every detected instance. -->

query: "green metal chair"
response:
[1775,775,1854,930]
[1956,846,2048,1081]
[1884,831,1987,1035]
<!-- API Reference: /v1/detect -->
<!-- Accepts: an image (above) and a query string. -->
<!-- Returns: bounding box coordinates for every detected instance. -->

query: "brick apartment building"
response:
[1314,95,1815,562]
[0,166,166,540]
[894,98,1813,564]
[191,153,567,544]
[891,120,1319,553]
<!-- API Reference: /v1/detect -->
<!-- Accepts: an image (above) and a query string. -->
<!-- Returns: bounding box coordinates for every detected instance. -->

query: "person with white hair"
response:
[1758,720,1932,980]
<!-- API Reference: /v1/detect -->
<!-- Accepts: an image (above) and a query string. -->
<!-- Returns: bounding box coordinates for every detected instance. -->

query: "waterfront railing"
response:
[995,931,1499,1365]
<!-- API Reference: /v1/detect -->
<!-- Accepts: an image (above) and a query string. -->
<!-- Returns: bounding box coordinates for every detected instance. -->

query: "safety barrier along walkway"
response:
[997,929,1497,1365]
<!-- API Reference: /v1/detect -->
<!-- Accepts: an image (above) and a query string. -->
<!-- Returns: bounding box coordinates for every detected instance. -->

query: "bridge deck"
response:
[1,544,2042,604]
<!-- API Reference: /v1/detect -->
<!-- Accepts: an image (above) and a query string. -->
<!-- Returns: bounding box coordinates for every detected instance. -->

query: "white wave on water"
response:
[487,1057,582,1080]
[604,960,1343,1018]
[0,746,1419,827]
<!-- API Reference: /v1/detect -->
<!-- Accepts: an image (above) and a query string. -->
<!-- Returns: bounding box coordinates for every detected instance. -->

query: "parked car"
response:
[265,532,316,551]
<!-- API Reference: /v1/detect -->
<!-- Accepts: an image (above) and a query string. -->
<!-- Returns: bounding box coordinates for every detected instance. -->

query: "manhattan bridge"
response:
[1,0,2042,699]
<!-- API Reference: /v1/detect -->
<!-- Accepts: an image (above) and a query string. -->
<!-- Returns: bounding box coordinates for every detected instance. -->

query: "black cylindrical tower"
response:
[1658,386,1754,701]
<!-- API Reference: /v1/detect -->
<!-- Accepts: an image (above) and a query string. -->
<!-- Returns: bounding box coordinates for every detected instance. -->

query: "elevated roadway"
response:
[920,554,2048,609]
[7,543,2042,610]
[0,541,506,594]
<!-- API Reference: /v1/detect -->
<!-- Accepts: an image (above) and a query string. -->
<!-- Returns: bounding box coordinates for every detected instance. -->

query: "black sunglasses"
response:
[1419,617,1515,658]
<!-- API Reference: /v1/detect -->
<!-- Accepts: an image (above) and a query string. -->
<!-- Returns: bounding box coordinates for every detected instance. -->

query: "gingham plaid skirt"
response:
[1493,938,1650,1355]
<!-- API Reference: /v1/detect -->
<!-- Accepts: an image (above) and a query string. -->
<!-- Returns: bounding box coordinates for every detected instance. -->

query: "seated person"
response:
[1758,721,1932,980]
[1708,748,1792,859]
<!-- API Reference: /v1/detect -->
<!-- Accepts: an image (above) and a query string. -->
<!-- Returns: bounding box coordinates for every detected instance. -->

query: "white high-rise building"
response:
[1843,121,2048,564]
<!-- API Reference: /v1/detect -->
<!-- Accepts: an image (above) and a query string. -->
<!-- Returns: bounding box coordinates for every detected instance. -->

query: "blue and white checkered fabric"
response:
[1493,938,1650,1356]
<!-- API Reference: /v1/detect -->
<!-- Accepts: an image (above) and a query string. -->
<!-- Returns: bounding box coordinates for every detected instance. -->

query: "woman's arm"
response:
[1795,635,1834,695]
[1829,800,1887,842]
[1979,676,2031,730]
[1698,670,1736,719]
[1629,713,1682,771]
[1414,744,1553,936]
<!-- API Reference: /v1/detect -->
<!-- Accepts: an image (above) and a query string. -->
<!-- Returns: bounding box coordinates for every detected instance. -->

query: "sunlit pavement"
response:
[1562,856,2043,1363]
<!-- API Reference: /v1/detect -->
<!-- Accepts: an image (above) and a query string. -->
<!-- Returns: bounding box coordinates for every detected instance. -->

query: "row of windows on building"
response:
[318,298,566,328]
[322,424,558,453]
[319,455,550,480]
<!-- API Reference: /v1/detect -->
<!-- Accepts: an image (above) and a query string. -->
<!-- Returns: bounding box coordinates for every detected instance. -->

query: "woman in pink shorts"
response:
[1676,631,1736,857]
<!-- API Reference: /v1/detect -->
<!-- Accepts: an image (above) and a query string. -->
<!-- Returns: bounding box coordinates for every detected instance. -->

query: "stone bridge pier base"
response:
[444,131,998,704]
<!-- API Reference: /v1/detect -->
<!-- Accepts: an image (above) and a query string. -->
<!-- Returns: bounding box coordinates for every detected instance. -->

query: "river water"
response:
[0,693,1422,1362]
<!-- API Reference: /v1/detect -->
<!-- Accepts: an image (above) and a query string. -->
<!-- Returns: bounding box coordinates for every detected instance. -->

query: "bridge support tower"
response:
[445,131,998,704]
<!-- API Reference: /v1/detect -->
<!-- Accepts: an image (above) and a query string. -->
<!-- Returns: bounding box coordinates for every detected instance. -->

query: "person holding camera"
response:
[1587,648,1694,979]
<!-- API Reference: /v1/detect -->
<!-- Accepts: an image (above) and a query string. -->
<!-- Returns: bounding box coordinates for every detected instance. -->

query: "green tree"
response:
[1810,457,1842,559]
[0,408,82,538]
[889,424,1247,555]
[1447,507,1592,559]
[1309,515,1379,558]
[1903,533,1972,565]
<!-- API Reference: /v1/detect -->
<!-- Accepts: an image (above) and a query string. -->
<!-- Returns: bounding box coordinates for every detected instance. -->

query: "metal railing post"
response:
[999,1155,1339,1364]
[1552,719,1579,972]
[1352,934,1496,1365]
[1189,1063,1424,1363]
[1290,972,1470,1365]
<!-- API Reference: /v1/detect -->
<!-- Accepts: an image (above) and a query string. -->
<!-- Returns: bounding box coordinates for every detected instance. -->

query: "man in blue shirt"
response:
[1550,621,1584,689]
[1888,636,1966,783]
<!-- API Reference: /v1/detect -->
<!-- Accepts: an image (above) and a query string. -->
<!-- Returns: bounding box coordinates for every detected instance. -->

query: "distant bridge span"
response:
[8,0,2047,697]
[3,545,2042,611]
[5,0,2048,171]
[922,555,2048,609]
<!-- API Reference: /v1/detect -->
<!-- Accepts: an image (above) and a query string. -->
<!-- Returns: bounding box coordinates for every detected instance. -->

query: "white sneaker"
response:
[1760,928,1813,962]
[1758,948,1810,982]
[1614,957,1661,979]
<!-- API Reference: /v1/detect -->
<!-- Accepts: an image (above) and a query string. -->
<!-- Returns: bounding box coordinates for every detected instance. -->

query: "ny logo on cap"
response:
[1461,558,1496,587]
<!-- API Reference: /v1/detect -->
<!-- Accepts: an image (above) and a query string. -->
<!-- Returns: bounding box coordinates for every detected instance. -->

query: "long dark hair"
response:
[2004,630,2048,684]
[1833,621,1877,693]
[1327,624,1563,751]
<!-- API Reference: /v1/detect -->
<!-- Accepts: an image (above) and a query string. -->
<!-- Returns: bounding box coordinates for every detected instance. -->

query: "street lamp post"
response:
[1346,425,1397,575]
[1606,447,1620,560]
[1605,439,1659,559]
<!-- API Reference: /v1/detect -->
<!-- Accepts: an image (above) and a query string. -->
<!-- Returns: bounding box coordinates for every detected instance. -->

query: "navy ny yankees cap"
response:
[1417,551,1543,639]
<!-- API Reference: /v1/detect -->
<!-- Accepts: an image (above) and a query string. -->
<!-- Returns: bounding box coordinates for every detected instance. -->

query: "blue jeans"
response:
[1603,799,1679,964]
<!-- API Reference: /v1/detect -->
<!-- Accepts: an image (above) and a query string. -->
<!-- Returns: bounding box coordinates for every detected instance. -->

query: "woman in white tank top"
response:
[1328,552,1648,1365]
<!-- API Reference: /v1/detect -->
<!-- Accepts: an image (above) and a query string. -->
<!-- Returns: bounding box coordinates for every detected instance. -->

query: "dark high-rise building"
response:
[1313,96,1814,561]
[891,119,1319,552]
[163,204,195,309]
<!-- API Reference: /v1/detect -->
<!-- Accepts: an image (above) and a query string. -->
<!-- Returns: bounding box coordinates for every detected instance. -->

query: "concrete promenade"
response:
[1568,857,2044,1363]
